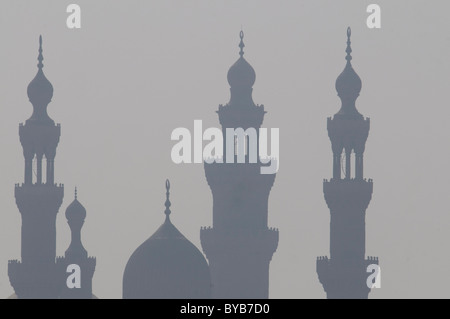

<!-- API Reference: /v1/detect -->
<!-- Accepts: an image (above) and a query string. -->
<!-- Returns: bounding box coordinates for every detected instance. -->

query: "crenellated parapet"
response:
[15,183,64,216]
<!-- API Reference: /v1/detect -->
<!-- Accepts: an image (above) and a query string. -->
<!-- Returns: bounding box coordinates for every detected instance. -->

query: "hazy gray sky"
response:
[0,0,448,298]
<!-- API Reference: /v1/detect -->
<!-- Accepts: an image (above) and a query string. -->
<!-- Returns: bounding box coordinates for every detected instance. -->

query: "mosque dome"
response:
[123,180,211,299]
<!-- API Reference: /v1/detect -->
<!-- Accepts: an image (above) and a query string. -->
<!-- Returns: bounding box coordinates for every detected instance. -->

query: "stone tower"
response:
[201,31,278,299]
[317,28,379,299]
[8,36,64,298]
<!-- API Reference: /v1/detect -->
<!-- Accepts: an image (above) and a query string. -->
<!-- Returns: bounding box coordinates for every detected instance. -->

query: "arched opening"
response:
[340,148,356,180]
[32,154,46,185]
[32,155,37,184]
[42,155,47,185]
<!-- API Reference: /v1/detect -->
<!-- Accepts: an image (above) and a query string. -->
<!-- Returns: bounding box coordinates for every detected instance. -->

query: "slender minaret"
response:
[201,31,278,299]
[8,36,64,298]
[56,188,96,299]
[317,27,378,299]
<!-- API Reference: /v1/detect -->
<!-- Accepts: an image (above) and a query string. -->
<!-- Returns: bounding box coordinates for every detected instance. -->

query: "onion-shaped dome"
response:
[335,27,363,118]
[26,35,54,124]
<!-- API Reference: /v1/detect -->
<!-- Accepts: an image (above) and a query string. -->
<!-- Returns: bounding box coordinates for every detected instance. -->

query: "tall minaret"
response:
[200,31,278,299]
[56,188,96,299]
[317,28,378,299]
[8,36,64,299]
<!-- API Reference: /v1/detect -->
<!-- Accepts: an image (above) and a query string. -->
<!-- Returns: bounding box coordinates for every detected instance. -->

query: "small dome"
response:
[335,28,361,100]
[27,70,53,105]
[227,57,256,88]
[65,190,86,221]
[27,36,53,106]
[335,63,362,100]
[227,30,256,88]
[123,180,211,299]
[334,27,363,118]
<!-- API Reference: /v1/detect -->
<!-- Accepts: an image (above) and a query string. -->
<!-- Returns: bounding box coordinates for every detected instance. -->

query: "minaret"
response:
[56,188,96,299]
[8,36,64,299]
[200,31,278,299]
[317,28,378,299]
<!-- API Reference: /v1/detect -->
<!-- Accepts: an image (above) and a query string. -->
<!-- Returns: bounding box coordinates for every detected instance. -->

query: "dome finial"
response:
[239,30,245,57]
[38,35,44,70]
[74,186,78,200]
[164,179,171,217]
[345,27,352,63]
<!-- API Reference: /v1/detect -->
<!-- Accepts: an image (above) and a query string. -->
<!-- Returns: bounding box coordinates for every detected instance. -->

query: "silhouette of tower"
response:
[317,28,378,299]
[8,36,64,299]
[201,31,278,299]
[56,188,96,299]
[123,180,211,299]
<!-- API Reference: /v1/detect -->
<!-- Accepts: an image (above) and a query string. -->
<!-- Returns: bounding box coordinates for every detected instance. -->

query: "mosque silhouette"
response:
[7,29,376,299]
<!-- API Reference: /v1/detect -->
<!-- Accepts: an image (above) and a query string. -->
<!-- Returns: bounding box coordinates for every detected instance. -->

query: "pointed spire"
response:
[334,27,363,118]
[226,29,256,104]
[37,35,44,69]
[239,30,245,57]
[164,179,171,218]
[27,35,54,123]
[345,27,352,63]
[74,186,78,200]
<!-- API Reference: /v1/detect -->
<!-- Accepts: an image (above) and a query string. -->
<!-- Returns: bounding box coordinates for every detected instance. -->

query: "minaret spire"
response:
[164,179,171,219]
[335,27,362,118]
[225,30,257,107]
[239,30,245,57]
[345,27,352,64]
[38,35,44,69]
[26,35,55,124]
